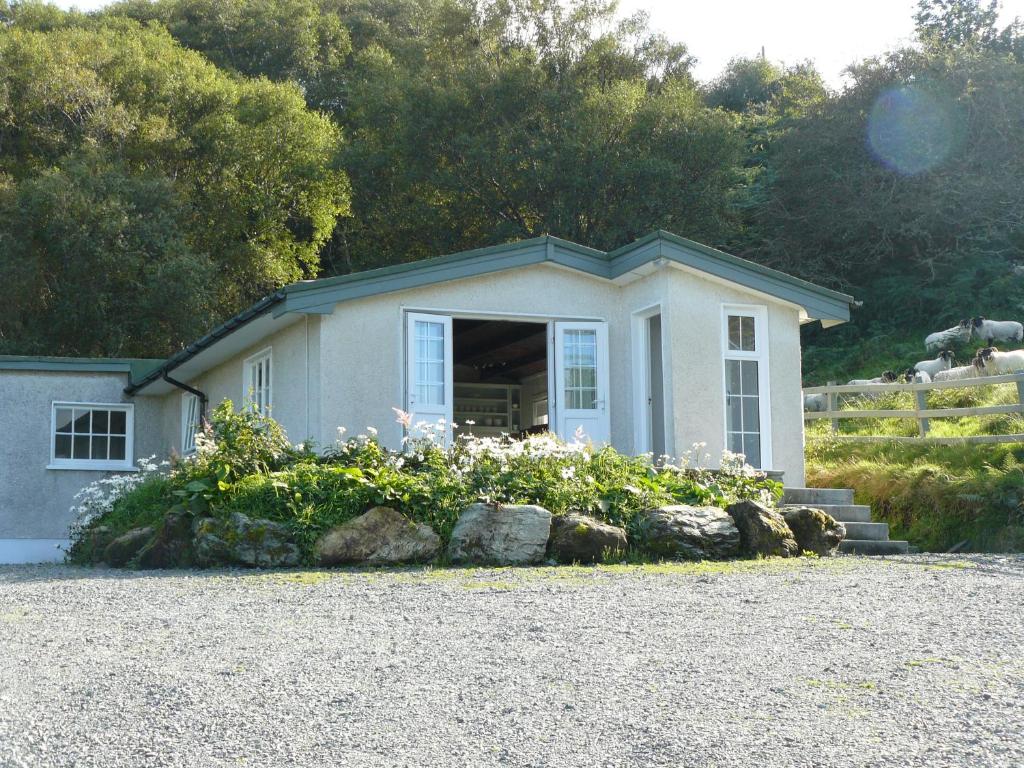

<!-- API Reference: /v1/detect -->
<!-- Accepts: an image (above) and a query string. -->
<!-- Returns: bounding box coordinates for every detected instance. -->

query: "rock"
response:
[102,526,155,567]
[314,507,440,566]
[447,503,552,565]
[192,517,233,568]
[192,512,301,568]
[725,500,799,558]
[137,510,193,570]
[782,507,846,556]
[635,505,739,560]
[547,513,627,564]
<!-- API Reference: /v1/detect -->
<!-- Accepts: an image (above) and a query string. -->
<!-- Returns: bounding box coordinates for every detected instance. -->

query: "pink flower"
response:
[392,407,413,428]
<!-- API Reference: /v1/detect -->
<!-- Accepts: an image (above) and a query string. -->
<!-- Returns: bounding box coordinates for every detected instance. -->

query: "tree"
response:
[0,154,217,356]
[0,18,349,354]
[104,0,743,273]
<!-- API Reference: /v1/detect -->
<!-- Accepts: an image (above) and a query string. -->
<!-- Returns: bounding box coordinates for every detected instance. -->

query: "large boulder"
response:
[193,512,301,568]
[192,516,233,568]
[635,505,740,561]
[782,507,846,556]
[102,526,155,567]
[547,513,627,564]
[725,500,799,558]
[314,506,440,566]
[447,503,552,565]
[137,509,193,569]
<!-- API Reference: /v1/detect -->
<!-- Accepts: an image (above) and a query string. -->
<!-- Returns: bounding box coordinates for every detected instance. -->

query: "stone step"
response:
[782,487,854,506]
[840,521,890,541]
[781,503,872,523]
[839,539,910,556]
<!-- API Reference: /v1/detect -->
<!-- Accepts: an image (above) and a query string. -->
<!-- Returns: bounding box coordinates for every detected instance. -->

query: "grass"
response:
[239,557,858,591]
[807,437,1024,553]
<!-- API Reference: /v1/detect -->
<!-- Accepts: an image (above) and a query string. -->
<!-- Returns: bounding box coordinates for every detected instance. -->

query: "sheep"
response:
[912,350,954,379]
[803,393,828,412]
[902,367,931,383]
[925,319,972,351]
[847,371,898,386]
[933,358,984,381]
[971,317,1023,345]
[975,346,1024,376]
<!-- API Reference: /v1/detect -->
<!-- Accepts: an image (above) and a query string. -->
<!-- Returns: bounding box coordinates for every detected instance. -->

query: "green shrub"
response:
[67,404,782,564]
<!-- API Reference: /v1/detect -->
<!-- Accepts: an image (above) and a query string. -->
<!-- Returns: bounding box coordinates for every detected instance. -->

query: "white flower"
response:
[560,466,576,480]
[366,426,378,437]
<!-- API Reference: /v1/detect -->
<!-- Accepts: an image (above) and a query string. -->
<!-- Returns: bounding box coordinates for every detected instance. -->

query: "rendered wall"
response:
[167,316,319,451]
[313,261,807,484]
[0,370,165,546]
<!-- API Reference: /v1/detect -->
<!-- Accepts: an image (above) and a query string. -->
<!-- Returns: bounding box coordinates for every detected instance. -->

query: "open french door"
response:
[553,321,610,445]
[406,312,453,442]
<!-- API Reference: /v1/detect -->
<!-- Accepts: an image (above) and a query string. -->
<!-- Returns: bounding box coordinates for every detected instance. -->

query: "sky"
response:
[49,0,1024,87]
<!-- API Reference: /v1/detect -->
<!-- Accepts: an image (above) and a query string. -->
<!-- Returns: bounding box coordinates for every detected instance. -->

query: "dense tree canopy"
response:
[0,0,1021,376]
[0,16,348,355]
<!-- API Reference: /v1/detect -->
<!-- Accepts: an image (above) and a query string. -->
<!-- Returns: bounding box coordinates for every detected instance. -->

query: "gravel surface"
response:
[1,555,1022,768]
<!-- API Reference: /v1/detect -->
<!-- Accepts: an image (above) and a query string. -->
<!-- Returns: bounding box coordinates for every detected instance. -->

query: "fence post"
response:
[915,387,929,437]
[1016,373,1024,416]
[827,381,838,434]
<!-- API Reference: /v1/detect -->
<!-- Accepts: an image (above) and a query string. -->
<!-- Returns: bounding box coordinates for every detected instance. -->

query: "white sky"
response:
[50,0,1024,87]
[616,0,1024,85]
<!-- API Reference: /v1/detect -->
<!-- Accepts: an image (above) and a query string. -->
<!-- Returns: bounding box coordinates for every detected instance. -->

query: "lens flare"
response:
[867,86,954,175]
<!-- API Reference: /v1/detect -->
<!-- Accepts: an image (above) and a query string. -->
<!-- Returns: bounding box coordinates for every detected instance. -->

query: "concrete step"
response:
[840,521,890,541]
[839,539,910,556]
[782,487,854,506]
[781,503,872,523]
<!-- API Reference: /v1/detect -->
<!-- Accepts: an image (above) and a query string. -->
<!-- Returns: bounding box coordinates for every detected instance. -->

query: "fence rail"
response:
[803,372,1024,444]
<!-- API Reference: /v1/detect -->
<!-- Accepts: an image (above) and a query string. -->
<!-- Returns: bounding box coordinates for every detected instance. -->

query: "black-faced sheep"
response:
[975,346,1024,375]
[847,371,898,386]
[902,368,931,383]
[912,350,954,379]
[971,317,1024,345]
[925,319,972,352]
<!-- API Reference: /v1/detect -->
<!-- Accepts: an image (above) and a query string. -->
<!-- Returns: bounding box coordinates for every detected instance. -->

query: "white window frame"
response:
[48,402,135,471]
[721,304,773,470]
[243,347,273,416]
[181,392,200,455]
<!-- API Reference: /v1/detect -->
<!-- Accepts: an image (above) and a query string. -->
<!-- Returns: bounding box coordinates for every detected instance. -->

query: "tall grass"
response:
[807,437,1024,552]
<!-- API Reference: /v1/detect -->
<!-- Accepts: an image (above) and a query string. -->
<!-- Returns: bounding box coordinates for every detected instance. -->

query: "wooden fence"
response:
[803,372,1024,444]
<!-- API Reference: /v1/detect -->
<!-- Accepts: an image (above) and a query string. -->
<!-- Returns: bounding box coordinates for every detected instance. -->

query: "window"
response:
[182,393,200,454]
[50,403,134,471]
[562,328,598,410]
[413,320,446,406]
[244,348,272,415]
[722,306,771,469]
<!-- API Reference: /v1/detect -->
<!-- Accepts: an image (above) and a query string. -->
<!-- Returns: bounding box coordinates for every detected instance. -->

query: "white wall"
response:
[165,316,320,452]
[0,370,166,552]
[314,262,807,484]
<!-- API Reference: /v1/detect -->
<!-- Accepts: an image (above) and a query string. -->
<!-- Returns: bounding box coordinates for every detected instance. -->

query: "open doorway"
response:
[451,319,549,438]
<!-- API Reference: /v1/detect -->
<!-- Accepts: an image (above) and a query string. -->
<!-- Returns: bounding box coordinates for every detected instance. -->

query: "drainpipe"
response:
[162,371,209,423]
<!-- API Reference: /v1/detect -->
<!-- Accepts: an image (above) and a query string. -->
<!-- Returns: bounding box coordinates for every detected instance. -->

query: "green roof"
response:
[22,230,854,395]
[0,356,164,380]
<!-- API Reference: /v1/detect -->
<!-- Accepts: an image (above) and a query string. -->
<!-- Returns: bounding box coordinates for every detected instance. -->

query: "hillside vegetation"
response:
[0,0,1022,366]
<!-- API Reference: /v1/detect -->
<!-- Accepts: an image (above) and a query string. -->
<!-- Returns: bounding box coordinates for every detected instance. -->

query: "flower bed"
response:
[68,402,785,567]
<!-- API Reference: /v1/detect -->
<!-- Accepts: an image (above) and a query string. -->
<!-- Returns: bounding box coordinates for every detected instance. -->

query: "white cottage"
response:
[0,231,853,563]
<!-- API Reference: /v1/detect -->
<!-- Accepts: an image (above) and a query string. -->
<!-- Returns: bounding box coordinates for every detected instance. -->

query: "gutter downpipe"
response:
[162,371,209,423]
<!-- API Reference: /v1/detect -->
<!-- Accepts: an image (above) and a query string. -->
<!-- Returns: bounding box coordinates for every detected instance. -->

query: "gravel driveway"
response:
[1,555,1022,768]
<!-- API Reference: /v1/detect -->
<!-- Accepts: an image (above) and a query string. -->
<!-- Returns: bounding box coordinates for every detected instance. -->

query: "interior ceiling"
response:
[453,319,547,381]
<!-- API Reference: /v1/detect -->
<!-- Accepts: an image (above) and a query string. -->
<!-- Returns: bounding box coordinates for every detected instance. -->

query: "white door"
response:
[554,321,610,445]
[406,312,453,441]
